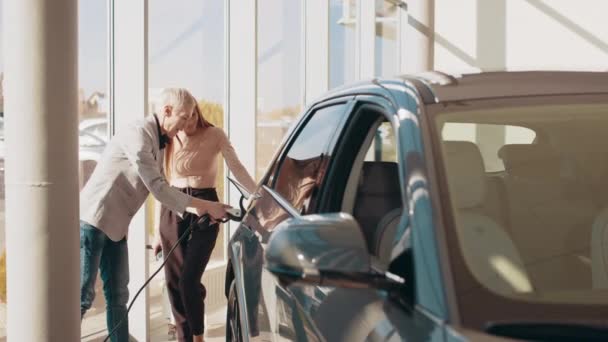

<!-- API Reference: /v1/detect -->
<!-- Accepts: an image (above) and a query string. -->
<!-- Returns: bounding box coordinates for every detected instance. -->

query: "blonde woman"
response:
[153,101,256,342]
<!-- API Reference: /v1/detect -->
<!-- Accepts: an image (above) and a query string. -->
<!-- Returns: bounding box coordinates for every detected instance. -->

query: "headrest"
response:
[443,141,486,208]
[358,161,400,196]
[498,144,560,179]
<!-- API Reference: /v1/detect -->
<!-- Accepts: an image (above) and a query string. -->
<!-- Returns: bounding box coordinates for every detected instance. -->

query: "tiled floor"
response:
[0,286,226,342]
[80,272,226,342]
[0,252,226,341]
[80,305,226,342]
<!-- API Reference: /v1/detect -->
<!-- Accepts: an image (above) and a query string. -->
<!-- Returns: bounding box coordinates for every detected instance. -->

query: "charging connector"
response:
[104,203,246,341]
[225,208,241,221]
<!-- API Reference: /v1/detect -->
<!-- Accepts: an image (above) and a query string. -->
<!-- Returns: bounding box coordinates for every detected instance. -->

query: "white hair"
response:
[160,88,195,111]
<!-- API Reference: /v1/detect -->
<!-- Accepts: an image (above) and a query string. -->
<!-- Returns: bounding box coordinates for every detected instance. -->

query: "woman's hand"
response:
[206,201,233,222]
[186,197,231,221]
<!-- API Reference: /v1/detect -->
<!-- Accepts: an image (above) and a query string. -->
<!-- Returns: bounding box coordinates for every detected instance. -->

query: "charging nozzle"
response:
[225,208,242,221]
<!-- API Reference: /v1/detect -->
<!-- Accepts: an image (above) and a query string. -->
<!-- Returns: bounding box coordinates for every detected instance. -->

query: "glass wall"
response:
[0,0,109,337]
[0,1,6,335]
[375,0,399,77]
[148,0,225,263]
[329,0,357,89]
[78,1,110,338]
[78,0,109,189]
[256,0,303,179]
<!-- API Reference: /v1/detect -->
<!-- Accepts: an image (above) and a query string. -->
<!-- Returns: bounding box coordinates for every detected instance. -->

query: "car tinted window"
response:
[273,104,347,213]
[435,99,608,307]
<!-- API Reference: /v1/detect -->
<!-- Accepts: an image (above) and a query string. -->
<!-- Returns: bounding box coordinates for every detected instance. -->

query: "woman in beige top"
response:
[155,101,256,342]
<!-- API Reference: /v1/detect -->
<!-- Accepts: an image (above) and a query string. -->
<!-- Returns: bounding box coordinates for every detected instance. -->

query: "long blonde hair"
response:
[164,98,214,181]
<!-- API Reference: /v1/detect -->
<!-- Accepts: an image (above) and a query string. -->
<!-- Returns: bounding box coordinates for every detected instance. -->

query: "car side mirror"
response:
[265,213,405,292]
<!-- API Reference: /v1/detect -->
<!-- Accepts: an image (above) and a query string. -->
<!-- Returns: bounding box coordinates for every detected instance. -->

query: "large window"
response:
[329,0,357,88]
[256,0,303,180]
[375,0,399,77]
[0,0,109,337]
[78,0,109,189]
[148,0,226,263]
[0,2,6,334]
[0,4,6,337]
[77,1,110,338]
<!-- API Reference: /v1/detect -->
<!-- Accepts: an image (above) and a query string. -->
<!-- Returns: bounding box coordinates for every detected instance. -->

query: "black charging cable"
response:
[103,207,243,342]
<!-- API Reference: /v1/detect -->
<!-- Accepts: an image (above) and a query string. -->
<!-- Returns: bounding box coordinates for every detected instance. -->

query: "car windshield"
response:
[430,94,608,327]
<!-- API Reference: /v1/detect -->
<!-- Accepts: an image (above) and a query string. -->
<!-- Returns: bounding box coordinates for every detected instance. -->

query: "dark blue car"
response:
[225,71,608,341]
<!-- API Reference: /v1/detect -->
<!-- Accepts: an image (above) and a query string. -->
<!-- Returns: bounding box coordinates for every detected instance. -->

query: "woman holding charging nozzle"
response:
[152,98,256,342]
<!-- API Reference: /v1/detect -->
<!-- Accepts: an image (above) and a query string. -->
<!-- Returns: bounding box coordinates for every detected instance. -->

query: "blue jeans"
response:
[80,221,130,342]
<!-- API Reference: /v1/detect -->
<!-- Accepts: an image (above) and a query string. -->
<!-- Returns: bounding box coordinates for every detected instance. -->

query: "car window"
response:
[311,102,404,262]
[442,123,536,172]
[435,100,608,306]
[350,119,403,258]
[364,121,398,163]
[272,104,348,214]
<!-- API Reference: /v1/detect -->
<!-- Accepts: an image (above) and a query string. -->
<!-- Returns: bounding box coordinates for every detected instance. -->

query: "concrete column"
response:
[111,0,150,339]
[305,0,330,105]
[358,0,377,79]
[402,0,435,73]
[226,0,257,237]
[3,0,80,341]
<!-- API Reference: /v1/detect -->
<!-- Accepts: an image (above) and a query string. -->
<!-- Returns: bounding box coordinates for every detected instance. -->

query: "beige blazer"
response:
[80,115,191,241]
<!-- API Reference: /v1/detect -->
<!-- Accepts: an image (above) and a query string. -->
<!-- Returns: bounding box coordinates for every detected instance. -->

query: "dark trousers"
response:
[160,188,220,342]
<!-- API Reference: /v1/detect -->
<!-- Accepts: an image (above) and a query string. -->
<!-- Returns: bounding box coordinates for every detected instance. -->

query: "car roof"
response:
[399,70,608,104]
[313,71,608,109]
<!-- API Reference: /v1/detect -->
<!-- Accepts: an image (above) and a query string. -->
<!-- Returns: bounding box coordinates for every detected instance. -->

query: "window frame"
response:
[260,97,355,188]
[316,96,402,214]
[269,99,354,214]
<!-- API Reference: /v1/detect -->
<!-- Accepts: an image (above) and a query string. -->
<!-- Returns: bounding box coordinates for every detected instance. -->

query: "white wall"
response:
[434,0,608,73]
[434,0,608,157]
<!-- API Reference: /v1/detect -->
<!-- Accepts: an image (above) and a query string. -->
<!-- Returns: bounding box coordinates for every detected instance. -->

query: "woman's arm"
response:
[217,129,257,194]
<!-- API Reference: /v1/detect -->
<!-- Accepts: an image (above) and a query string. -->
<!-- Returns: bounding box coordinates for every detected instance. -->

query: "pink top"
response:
[168,126,256,194]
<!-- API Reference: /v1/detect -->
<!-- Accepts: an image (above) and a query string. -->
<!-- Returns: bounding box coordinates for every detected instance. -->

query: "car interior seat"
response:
[443,141,533,295]
[352,161,402,259]
[498,144,595,290]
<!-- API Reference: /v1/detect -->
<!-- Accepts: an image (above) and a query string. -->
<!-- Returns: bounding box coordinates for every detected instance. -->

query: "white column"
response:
[402,0,435,73]
[305,0,330,105]
[227,0,257,237]
[3,0,80,341]
[111,0,150,340]
[358,0,377,79]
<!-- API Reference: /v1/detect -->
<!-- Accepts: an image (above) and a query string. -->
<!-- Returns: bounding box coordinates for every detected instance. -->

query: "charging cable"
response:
[104,206,243,341]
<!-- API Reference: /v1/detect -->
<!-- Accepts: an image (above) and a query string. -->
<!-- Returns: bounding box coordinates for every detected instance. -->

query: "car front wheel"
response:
[226,280,243,342]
